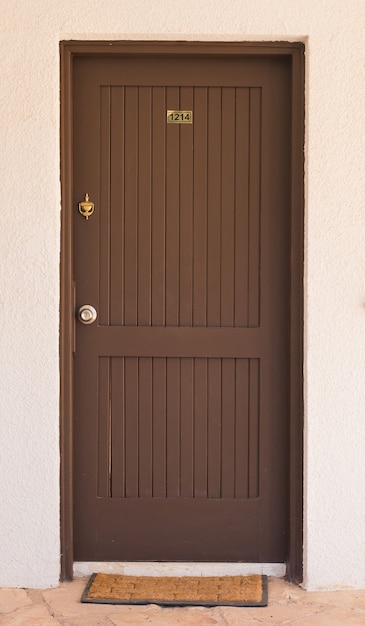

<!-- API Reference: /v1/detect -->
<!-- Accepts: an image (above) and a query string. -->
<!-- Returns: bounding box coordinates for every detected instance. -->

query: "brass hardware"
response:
[77,304,98,325]
[78,193,95,220]
[167,110,193,124]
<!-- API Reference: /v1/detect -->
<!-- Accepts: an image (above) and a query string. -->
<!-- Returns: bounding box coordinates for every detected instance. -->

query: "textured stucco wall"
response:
[0,0,364,590]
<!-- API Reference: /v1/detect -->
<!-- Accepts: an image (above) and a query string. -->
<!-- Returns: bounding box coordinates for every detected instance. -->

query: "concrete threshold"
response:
[74,561,286,578]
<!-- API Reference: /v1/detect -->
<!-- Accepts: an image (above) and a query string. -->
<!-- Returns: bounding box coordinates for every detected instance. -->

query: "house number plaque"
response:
[167,110,193,124]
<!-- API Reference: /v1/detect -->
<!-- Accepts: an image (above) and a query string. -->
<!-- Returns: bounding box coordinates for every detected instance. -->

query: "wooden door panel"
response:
[97,84,261,329]
[94,356,259,500]
[93,499,264,561]
[73,54,291,562]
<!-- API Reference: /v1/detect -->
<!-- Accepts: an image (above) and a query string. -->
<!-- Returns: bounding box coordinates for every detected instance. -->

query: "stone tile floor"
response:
[1,577,365,625]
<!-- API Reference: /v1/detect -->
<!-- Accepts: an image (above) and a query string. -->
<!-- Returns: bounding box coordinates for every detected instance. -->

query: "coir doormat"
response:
[81,572,268,607]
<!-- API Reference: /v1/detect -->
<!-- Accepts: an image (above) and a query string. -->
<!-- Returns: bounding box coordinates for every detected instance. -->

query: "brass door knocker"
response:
[78,193,95,220]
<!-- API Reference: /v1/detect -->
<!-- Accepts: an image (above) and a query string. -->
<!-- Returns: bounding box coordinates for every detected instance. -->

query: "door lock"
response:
[77,305,97,325]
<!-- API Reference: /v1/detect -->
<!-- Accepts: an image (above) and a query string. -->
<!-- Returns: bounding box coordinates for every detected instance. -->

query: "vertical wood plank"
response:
[221,88,235,327]
[110,87,125,326]
[248,359,260,498]
[138,88,152,326]
[248,89,262,328]
[125,357,139,497]
[111,357,125,498]
[99,86,111,326]
[180,358,194,497]
[194,358,208,497]
[97,357,111,497]
[152,357,166,496]
[165,87,180,326]
[221,358,236,497]
[235,88,250,327]
[124,87,138,326]
[193,87,208,327]
[138,358,153,497]
[166,358,180,496]
[207,88,222,326]
[235,359,249,498]
[179,87,194,326]
[207,358,222,497]
[151,87,166,326]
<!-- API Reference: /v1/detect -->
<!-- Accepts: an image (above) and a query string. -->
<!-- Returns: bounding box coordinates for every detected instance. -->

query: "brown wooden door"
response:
[72,52,291,562]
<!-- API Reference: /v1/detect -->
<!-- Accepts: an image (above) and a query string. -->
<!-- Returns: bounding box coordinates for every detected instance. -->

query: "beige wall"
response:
[1,0,365,589]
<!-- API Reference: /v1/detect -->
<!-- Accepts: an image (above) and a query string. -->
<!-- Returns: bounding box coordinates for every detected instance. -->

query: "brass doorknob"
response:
[77,305,97,325]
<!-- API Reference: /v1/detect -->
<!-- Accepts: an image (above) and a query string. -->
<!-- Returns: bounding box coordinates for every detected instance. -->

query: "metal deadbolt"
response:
[78,305,97,325]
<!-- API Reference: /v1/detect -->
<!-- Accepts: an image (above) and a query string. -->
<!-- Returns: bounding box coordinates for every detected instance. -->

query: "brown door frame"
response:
[60,40,304,583]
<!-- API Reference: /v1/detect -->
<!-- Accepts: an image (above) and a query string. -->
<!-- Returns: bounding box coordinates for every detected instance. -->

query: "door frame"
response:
[60,40,304,583]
